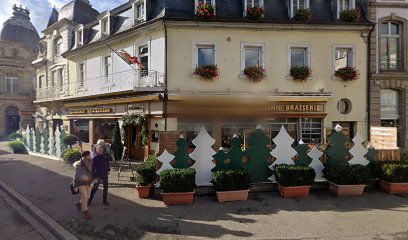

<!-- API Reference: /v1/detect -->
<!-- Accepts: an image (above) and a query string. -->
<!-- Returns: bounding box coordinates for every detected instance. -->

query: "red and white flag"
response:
[116,50,145,69]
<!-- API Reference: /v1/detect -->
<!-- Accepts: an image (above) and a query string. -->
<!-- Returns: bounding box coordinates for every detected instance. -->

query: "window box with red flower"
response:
[334,66,359,81]
[293,9,311,22]
[196,3,215,19]
[340,9,360,22]
[290,66,311,81]
[246,6,265,20]
[194,64,219,80]
[243,66,266,82]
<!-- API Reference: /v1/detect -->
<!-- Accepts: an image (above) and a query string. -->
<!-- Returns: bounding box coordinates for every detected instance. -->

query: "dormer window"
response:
[290,0,309,18]
[53,37,63,62]
[244,0,264,17]
[337,0,355,19]
[101,17,110,36]
[75,27,83,47]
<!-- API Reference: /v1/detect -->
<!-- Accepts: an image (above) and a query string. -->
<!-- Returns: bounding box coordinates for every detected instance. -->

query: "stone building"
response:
[0,5,39,137]
[368,0,408,149]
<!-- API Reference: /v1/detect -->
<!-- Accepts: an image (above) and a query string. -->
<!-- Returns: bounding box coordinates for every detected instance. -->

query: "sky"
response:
[0,0,128,35]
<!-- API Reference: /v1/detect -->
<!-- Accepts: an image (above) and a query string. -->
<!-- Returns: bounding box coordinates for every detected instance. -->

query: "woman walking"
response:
[73,151,93,220]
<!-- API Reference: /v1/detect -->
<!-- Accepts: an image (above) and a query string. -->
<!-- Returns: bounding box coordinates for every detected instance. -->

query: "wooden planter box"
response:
[136,184,152,198]
[379,180,408,194]
[161,192,194,205]
[278,185,311,198]
[216,190,249,202]
[328,181,366,196]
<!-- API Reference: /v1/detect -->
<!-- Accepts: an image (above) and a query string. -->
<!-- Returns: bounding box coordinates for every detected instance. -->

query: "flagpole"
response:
[106,43,137,71]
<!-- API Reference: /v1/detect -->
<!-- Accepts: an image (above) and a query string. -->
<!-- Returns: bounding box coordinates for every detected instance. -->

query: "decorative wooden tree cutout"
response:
[295,140,312,166]
[212,147,229,172]
[325,124,349,165]
[173,135,191,169]
[155,149,175,187]
[227,134,245,169]
[269,126,296,181]
[190,126,216,186]
[245,125,272,183]
[35,128,41,153]
[308,146,324,181]
[365,143,377,162]
[348,132,369,166]
[49,131,56,156]
[55,127,61,157]
[43,127,49,154]
[60,127,67,153]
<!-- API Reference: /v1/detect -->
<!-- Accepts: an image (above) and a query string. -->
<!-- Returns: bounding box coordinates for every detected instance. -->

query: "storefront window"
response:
[178,120,213,148]
[266,118,298,144]
[97,119,117,141]
[221,122,257,149]
[72,119,89,143]
[301,118,323,144]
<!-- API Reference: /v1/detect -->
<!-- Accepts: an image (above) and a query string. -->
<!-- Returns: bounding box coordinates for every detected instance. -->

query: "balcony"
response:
[35,69,165,102]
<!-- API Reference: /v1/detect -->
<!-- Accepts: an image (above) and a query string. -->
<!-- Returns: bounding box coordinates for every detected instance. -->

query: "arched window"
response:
[54,37,63,61]
[380,21,402,70]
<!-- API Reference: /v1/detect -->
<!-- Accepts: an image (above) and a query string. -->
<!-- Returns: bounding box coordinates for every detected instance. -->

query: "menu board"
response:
[370,127,398,150]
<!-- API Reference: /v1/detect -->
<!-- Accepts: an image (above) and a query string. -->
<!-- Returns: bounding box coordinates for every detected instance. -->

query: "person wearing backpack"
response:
[73,151,93,220]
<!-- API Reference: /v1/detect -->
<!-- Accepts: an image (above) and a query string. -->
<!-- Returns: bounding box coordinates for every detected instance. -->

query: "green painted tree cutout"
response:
[365,145,377,162]
[295,140,311,166]
[227,135,245,169]
[173,135,191,169]
[29,128,34,152]
[325,124,349,165]
[244,127,272,183]
[35,127,41,153]
[60,128,67,153]
[43,127,49,154]
[211,148,229,172]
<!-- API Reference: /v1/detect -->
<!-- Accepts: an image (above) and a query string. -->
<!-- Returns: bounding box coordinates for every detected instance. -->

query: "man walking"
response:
[89,145,110,206]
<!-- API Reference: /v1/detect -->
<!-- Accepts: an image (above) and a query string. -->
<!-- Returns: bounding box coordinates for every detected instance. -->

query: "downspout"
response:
[367,23,375,141]
[163,18,168,131]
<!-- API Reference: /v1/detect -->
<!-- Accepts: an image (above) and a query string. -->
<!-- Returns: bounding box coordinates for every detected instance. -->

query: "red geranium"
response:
[247,6,265,19]
[194,64,219,80]
[196,3,215,19]
[335,66,359,81]
[244,66,266,82]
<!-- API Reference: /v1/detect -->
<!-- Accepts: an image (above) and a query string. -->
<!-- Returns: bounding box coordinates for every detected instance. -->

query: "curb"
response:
[0,178,79,240]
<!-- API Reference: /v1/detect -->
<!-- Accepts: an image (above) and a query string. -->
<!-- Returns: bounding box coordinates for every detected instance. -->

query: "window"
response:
[337,0,355,18]
[79,63,85,87]
[76,29,83,46]
[38,75,45,89]
[54,37,63,61]
[244,0,264,16]
[380,89,402,147]
[195,0,216,14]
[178,120,213,148]
[290,0,309,18]
[334,47,354,71]
[300,118,323,144]
[72,119,90,143]
[197,45,215,66]
[136,2,145,20]
[380,21,402,71]
[58,69,64,86]
[103,55,112,83]
[290,47,309,67]
[241,43,264,72]
[51,70,57,87]
[4,74,18,94]
[139,45,149,76]
[101,18,109,36]
[337,98,352,114]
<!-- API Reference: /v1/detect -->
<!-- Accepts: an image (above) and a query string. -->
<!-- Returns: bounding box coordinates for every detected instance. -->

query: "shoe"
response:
[75,202,82,212]
[83,210,92,220]
[103,201,110,206]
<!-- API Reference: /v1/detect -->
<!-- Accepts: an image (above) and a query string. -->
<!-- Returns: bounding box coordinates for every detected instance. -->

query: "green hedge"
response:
[275,164,315,187]
[7,141,26,154]
[323,164,372,185]
[136,155,157,186]
[369,161,408,179]
[379,163,408,183]
[160,168,196,193]
[63,135,79,148]
[212,169,250,191]
[9,132,23,140]
[62,149,81,164]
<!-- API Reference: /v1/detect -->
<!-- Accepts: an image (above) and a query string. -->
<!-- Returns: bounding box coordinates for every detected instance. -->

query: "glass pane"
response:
[198,47,214,66]
[335,49,350,70]
[389,37,400,70]
[380,37,388,69]
[245,48,261,67]
[139,46,148,55]
[391,23,399,35]
[380,23,389,35]
[291,48,306,67]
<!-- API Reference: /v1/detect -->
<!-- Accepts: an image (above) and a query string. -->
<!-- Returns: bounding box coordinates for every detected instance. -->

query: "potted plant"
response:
[7,141,26,154]
[275,164,316,198]
[323,164,372,196]
[246,6,265,20]
[340,9,360,22]
[335,66,359,81]
[378,162,408,194]
[62,148,81,165]
[212,169,250,202]
[194,64,219,80]
[9,132,23,141]
[135,155,157,198]
[196,2,215,19]
[293,9,311,21]
[63,134,79,149]
[160,168,196,205]
[244,66,266,82]
[290,66,311,81]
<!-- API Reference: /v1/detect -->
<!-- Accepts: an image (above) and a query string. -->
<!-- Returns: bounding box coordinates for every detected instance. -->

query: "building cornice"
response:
[42,19,72,34]
[370,2,408,9]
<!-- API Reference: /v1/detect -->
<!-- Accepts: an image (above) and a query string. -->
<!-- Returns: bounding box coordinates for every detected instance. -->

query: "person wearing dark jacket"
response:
[89,145,111,206]
[73,151,92,220]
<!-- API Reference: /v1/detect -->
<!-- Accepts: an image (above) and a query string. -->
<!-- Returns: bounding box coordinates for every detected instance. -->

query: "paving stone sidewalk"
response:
[0,142,408,240]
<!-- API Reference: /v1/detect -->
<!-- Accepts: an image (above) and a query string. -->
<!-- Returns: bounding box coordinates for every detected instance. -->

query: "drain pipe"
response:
[367,23,375,141]
[163,18,168,131]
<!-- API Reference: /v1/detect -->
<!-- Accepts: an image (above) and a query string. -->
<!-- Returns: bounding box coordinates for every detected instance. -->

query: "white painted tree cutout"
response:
[156,150,175,175]
[348,132,369,166]
[270,126,296,167]
[55,127,61,157]
[25,125,31,151]
[308,147,325,181]
[190,126,216,186]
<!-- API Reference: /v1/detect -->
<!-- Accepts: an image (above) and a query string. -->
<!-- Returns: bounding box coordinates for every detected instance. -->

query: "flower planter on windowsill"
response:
[161,192,195,205]
[136,184,152,198]
[278,185,311,198]
[379,180,408,195]
[216,190,249,202]
[328,181,366,196]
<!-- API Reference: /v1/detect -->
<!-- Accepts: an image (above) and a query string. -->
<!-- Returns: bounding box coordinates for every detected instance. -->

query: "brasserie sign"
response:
[69,108,112,114]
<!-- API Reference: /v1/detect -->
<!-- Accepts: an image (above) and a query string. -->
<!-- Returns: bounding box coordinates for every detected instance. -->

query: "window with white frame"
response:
[4,74,18,94]
[290,0,309,18]
[337,0,355,18]
[197,44,215,67]
[244,0,264,16]
[76,29,83,46]
[241,43,264,72]
[139,45,149,77]
[380,21,402,71]
[38,75,45,89]
[103,55,112,83]
[79,63,85,88]
[334,46,354,71]
[51,70,57,87]
[58,68,64,86]
[134,1,145,22]
[54,37,63,61]
[101,17,109,36]
[289,46,309,67]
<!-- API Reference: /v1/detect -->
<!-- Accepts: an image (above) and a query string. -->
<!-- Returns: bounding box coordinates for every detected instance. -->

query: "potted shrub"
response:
[194,64,219,80]
[160,168,196,205]
[212,169,250,202]
[290,66,311,81]
[275,165,316,198]
[63,134,79,149]
[196,2,215,19]
[293,9,311,21]
[323,164,372,196]
[378,162,408,194]
[335,66,359,81]
[340,9,360,22]
[135,155,157,198]
[62,148,81,165]
[244,66,266,82]
[7,141,26,154]
[246,6,265,20]
[9,132,23,141]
